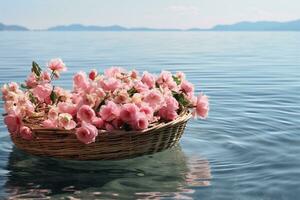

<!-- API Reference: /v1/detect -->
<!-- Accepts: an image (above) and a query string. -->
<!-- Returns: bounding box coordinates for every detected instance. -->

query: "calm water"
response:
[0,32,300,199]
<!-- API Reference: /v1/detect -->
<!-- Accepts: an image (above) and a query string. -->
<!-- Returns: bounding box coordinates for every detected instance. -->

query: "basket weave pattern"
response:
[11,112,192,160]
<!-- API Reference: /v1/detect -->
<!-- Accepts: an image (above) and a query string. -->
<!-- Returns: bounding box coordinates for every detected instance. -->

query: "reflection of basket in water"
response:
[5,145,211,199]
[11,111,192,160]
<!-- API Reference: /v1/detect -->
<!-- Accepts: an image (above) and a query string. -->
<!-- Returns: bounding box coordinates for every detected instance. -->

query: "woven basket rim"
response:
[25,110,192,136]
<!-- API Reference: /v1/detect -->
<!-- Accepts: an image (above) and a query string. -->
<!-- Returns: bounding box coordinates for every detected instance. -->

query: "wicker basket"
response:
[10,111,192,160]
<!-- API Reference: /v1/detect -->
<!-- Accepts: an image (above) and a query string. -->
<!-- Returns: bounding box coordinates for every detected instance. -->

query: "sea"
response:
[0,31,300,199]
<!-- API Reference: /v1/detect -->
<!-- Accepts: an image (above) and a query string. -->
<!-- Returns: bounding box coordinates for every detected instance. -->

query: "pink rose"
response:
[112,118,124,129]
[195,93,209,119]
[139,104,154,121]
[48,107,59,120]
[156,71,177,89]
[25,73,37,88]
[132,113,149,130]
[42,119,58,128]
[159,107,178,121]
[180,80,194,94]
[8,82,19,92]
[105,122,115,132]
[92,117,104,129]
[114,89,129,104]
[134,81,149,93]
[143,89,163,110]
[1,84,8,96]
[41,71,51,82]
[73,71,90,91]
[99,77,120,92]
[99,101,120,122]
[57,102,77,116]
[58,113,77,130]
[159,96,179,121]
[47,58,67,72]
[120,103,139,123]
[77,105,96,123]
[75,122,98,144]
[130,70,139,79]
[4,113,22,135]
[176,71,186,81]
[89,69,97,80]
[32,83,52,102]
[19,126,33,140]
[104,67,124,78]
[141,72,155,89]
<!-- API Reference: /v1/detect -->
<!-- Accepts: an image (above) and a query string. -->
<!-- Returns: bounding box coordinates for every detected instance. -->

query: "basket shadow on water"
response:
[11,112,192,160]
[4,146,211,199]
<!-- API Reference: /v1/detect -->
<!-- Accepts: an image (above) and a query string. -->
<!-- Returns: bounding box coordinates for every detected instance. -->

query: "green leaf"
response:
[32,61,41,76]
[127,87,137,97]
[50,90,57,104]
[20,83,29,89]
[172,91,189,107]
[29,92,36,104]
[172,75,181,85]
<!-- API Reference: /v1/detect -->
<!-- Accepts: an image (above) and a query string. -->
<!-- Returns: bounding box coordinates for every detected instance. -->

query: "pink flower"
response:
[195,93,209,119]
[132,113,149,130]
[8,82,19,92]
[180,80,194,94]
[104,67,124,78]
[140,104,154,121]
[42,119,57,128]
[99,77,120,92]
[105,122,115,132]
[159,107,178,121]
[75,122,98,144]
[131,93,142,104]
[77,105,96,123]
[114,89,129,104]
[25,73,37,88]
[120,103,139,123]
[176,71,186,81]
[58,113,77,130]
[47,58,67,72]
[134,81,149,93]
[19,126,33,140]
[92,117,104,129]
[32,83,52,102]
[112,118,124,129]
[156,71,177,89]
[130,70,139,79]
[41,71,51,82]
[48,107,59,120]
[73,71,90,91]
[1,84,8,96]
[4,113,22,135]
[99,101,120,122]
[89,69,97,80]
[141,72,155,88]
[57,102,77,116]
[159,96,179,121]
[143,89,163,110]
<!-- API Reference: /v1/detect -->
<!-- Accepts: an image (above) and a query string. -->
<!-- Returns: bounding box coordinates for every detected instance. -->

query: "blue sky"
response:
[0,0,299,29]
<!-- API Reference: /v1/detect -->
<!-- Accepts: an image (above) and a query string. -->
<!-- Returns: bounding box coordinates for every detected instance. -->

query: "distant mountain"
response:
[47,24,182,31]
[0,23,28,31]
[210,19,300,31]
[1,19,300,31]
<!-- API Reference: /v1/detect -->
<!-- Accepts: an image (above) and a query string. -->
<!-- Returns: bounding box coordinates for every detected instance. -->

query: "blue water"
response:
[0,32,300,199]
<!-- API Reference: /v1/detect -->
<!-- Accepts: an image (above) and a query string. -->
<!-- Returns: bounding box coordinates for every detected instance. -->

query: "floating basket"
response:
[10,111,192,160]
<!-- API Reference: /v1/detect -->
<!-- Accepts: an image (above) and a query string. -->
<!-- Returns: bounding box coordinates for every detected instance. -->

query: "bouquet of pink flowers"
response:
[2,59,209,144]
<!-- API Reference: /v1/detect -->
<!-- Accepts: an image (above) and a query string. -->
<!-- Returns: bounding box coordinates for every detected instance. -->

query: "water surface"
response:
[0,32,300,199]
